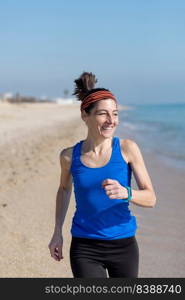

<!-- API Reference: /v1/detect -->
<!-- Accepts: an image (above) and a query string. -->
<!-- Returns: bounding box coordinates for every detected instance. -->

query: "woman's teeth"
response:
[102,127,113,130]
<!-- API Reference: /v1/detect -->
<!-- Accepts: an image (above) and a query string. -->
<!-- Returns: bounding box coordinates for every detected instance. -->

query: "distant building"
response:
[54,97,76,105]
[0,92,13,102]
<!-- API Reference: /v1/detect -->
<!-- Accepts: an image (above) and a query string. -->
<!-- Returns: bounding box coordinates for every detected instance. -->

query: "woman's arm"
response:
[48,147,73,261]
[122,139,156,208]
[54,147,73,234]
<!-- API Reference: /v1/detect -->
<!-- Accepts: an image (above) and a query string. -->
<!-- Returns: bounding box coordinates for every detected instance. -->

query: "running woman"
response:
[48,72,156,278]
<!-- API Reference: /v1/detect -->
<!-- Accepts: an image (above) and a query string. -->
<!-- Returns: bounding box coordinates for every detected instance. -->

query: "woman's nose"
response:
[106,115,114,123]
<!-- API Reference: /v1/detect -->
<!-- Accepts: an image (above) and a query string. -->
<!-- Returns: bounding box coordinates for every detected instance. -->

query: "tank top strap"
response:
[70,141,83,172]
[71,140,82,161]
[111,136,128,165]
[111,136,119,157]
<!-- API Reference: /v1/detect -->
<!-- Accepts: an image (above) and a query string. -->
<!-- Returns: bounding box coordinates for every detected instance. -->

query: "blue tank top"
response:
[70,136,137,240]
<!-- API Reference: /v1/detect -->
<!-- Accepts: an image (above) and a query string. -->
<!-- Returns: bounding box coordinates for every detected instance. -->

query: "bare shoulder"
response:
[120,138,142,164]
[59,146,74,170]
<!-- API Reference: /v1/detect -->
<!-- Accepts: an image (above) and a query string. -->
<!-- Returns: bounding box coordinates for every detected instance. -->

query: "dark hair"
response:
[72,71,109,114]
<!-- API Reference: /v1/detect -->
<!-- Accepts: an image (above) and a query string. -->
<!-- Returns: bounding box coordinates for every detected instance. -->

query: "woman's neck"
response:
[82,136,113,155]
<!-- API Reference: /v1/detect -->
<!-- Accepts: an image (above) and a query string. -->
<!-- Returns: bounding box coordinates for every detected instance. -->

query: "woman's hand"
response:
[102,178,128,200]
[48,233,64,261]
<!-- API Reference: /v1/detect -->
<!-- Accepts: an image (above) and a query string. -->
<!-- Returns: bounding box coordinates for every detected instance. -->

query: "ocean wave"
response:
[121,122,137,130]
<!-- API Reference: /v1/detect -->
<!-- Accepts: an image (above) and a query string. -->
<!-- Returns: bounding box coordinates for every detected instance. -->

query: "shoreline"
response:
[0,102,184,277]
[116,102,185,173]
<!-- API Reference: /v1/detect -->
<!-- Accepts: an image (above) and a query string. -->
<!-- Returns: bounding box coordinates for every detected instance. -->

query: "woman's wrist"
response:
[122,186,132,202]
[54,225,63,235]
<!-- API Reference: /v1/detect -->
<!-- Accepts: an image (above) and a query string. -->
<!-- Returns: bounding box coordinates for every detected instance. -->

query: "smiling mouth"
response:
[102,127,113,130]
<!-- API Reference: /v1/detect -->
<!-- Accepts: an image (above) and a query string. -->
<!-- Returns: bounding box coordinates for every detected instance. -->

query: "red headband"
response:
[80,90,117,111]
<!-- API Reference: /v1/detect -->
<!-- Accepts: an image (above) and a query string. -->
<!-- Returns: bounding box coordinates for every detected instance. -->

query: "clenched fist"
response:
[102,178,128,200]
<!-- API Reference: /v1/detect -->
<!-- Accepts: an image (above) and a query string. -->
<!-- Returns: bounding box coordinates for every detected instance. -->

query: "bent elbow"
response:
[150,195,157,208]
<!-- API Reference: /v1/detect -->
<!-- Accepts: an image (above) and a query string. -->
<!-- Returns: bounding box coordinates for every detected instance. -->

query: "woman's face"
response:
[82,98,119,139]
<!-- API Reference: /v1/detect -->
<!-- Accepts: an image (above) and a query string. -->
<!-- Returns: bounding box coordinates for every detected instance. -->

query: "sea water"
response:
[117,102,185,170]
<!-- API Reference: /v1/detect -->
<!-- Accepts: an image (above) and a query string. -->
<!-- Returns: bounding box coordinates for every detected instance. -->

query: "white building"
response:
[54,97,76,105]
[0,92,13,102]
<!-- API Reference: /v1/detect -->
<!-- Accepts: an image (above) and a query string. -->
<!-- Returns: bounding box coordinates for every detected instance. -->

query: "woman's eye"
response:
[98,113,118,116]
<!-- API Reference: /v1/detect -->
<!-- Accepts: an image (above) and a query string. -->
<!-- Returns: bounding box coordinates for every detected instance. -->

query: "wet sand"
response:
[0,102,184,277]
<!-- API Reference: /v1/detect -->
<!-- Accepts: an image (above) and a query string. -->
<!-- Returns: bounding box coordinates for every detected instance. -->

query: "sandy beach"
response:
[0,102,184,278]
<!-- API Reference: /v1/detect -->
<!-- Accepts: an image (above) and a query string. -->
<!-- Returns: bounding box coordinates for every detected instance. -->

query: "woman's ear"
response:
[81,110,88,122]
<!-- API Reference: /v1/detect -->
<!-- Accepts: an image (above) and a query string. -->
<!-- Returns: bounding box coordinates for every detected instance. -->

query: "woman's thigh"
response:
[70,257,107,278]
[106,236,139,278]
[70,237,107,278]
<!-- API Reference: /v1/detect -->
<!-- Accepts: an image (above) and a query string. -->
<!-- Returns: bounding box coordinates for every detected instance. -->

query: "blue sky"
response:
[0,0,185,104]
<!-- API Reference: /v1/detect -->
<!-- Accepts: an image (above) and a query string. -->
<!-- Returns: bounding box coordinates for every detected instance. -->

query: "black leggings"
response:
[70,236,139,278]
